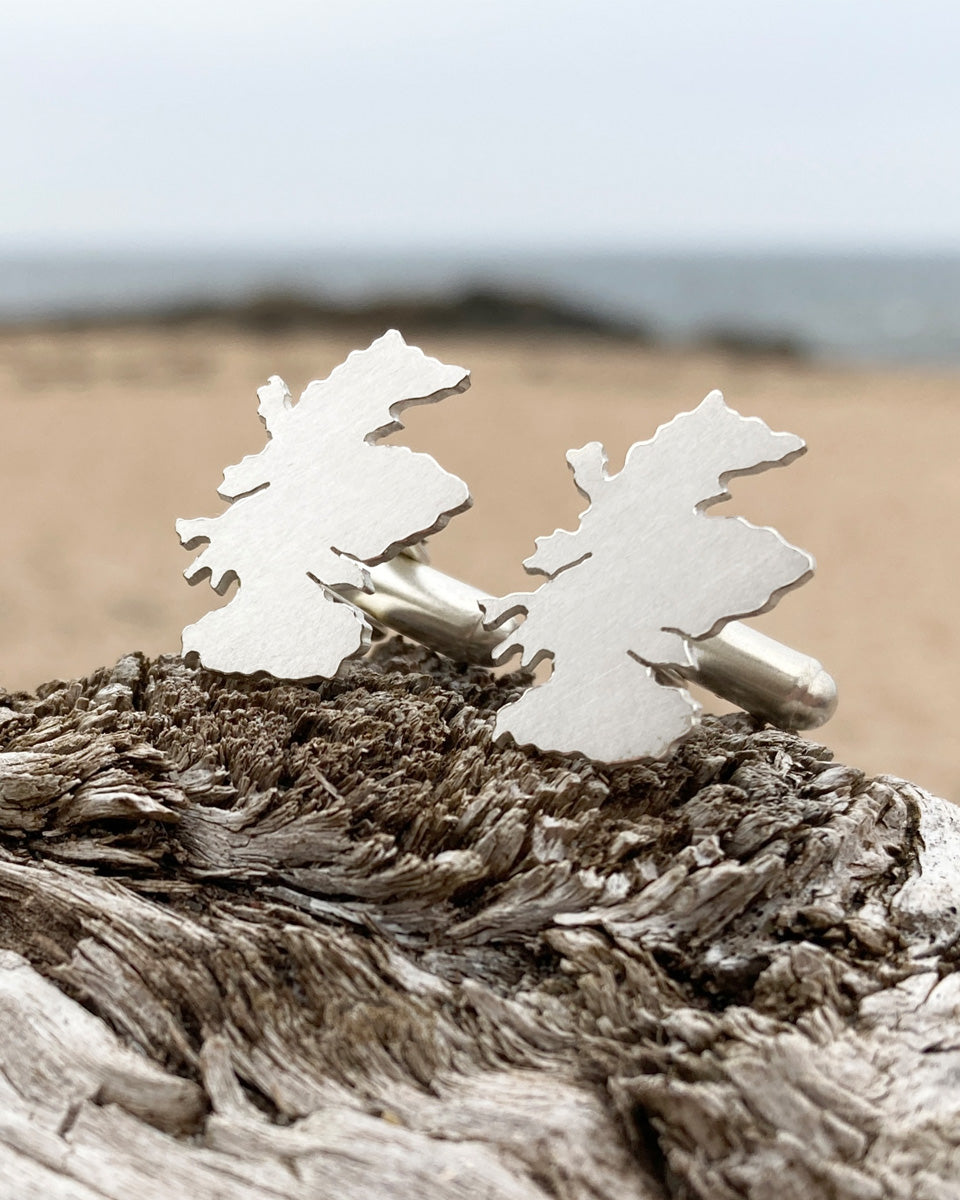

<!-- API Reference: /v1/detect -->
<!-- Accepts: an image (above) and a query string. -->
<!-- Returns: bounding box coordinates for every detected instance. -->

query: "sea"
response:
[1,248,959,366]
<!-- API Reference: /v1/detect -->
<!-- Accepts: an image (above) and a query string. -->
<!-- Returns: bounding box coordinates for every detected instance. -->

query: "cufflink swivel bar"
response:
[343,552,837,734]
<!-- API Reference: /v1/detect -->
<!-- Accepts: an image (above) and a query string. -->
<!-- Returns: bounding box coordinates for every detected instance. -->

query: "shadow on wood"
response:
[0,642,956,1197]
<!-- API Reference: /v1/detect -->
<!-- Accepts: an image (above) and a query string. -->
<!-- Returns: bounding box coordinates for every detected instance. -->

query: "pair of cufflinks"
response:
[177,330,837,765]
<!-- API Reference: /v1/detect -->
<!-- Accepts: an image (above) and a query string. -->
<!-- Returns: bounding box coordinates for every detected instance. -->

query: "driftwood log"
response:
[0,641,957,1199]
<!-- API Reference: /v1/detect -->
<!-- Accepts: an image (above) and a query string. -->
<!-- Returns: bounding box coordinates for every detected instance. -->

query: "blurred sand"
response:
[0,325,956,800]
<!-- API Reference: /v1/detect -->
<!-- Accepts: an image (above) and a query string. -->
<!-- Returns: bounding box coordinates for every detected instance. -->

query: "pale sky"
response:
[2,0,959,250]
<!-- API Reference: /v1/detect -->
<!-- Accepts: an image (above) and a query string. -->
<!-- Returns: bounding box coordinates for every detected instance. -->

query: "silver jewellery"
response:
[178,331,837,763]
[177,331,471,679]
[480,395,819,761]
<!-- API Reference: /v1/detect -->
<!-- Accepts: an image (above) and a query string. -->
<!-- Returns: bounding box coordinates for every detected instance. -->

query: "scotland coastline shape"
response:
[482,392,816,763]
[177,330,471,681]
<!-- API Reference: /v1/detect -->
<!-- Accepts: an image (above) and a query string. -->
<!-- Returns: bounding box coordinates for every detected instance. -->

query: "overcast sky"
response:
[2,0,959,250]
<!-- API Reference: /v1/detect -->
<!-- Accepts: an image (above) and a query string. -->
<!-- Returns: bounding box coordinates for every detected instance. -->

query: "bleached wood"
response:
[0,646,956,1198]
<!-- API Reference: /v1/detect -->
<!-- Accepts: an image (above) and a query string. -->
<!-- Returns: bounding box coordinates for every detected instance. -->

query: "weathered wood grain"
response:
[0,642,956,1198]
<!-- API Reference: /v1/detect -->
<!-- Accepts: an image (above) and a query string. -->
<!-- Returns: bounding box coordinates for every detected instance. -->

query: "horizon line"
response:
[2,239,960,259]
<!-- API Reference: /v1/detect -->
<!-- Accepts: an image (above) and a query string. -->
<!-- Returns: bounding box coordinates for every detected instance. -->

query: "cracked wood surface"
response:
[0,642,956,1198]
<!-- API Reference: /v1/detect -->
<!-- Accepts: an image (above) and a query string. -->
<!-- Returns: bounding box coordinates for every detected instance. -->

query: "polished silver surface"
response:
[687,620,837,731]
[340,553,516,665]
[349,552,836,733]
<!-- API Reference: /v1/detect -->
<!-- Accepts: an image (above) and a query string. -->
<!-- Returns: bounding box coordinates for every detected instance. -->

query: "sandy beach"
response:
[0,323,956,801]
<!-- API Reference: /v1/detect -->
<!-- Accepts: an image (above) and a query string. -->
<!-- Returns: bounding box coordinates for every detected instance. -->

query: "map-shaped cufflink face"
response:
[177,330,471,681]
[482,391,814,763]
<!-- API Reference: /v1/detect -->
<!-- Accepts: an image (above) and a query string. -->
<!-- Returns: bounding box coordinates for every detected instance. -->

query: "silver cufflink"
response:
[178,331,837,763]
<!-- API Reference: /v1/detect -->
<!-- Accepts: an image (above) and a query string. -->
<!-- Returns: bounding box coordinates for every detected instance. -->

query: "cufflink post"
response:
[343,553,837,734]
